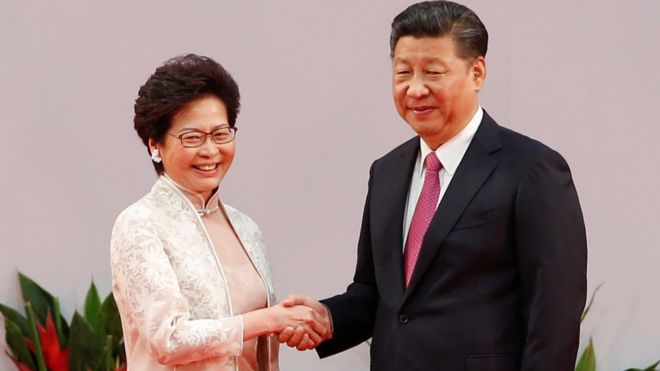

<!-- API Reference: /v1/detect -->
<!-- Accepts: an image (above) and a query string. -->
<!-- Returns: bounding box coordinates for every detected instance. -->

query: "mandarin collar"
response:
[161,174,221,217]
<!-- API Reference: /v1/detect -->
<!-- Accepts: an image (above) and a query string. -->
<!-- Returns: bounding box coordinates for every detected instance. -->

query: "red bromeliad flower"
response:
[24,312,70,371]
[2,275,126,371]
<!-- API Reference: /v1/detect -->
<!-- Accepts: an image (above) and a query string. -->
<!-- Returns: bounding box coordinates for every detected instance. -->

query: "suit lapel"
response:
[371,138,419,299]
[404,113,502,299]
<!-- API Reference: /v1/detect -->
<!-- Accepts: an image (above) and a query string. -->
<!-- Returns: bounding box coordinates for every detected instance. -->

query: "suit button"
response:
[399,314,408,324]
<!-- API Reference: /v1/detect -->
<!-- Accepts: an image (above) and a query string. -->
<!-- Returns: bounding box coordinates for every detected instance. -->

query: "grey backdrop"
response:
[1,1,659,370]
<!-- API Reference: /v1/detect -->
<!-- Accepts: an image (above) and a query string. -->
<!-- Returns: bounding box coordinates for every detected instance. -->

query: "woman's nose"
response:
[198,135,219,155]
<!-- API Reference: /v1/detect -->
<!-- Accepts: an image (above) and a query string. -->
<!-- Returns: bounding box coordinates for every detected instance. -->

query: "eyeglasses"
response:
[168,127,238,148]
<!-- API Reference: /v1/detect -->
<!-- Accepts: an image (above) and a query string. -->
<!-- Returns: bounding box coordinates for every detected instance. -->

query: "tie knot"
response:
[425,152,442,173]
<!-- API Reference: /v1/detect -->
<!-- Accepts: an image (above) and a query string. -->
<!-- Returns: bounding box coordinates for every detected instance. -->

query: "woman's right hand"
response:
[242,303,330,349]
[268,303,329,345]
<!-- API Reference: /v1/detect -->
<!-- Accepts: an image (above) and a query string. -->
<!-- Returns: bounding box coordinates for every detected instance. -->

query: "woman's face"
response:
[151,95,235,200]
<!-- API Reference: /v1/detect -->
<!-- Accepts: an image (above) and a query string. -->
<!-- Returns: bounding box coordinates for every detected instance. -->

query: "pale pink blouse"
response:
[203,202,268,371]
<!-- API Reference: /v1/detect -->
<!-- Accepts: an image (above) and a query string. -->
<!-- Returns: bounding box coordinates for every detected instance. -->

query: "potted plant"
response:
[0,272,125,371]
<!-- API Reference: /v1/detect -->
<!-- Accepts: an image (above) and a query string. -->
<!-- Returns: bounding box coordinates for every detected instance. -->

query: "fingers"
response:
[296,333,313,351]
[277,325,320,350]
[302,305,331,340]
[281,294,308,308]
[286,326,306,348]
[292,304,331,342]
[301,322,323,345]
[283,296,331,335]
[273,298,333,350]
[281,325,323,349]
[283,327,316,351]
[278,326,295,343]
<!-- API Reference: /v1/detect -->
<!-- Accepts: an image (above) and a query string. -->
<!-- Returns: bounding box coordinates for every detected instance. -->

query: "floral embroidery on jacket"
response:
[111,176,277,370]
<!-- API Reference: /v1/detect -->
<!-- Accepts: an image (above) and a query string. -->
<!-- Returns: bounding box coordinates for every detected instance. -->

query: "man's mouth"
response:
[410,106,435,114]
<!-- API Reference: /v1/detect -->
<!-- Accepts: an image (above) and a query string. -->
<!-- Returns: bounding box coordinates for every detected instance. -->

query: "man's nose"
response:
[407,76,430,98]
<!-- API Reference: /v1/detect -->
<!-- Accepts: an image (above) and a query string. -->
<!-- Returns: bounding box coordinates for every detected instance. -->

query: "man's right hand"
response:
[277,294,333,350]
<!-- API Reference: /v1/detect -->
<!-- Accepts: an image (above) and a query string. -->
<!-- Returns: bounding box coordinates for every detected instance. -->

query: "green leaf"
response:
[575,337,595,371]
[25,302,47,371]
[19,272,55,325]
[52,297,68,348]
[95,335,115,371]
[7,274,125,370]
[18,272,70,339]
[84,281,101,331]
[646,360,660,371]
[4,317,36,370]
[69,311,103,371]
[581,282,604,323]
[624,360,660,371]
[0,303,30,337]
[99,293,124,358]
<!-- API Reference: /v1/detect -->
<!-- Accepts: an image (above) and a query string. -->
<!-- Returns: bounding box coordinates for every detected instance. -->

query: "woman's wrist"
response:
[242,307,279,340]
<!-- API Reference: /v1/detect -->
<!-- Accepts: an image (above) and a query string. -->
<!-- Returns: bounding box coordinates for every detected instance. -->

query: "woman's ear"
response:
[148,138,162,163]
[148,138,158,153]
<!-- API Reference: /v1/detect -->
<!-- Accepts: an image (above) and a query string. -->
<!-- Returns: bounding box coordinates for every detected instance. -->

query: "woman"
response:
[110,54,325,370]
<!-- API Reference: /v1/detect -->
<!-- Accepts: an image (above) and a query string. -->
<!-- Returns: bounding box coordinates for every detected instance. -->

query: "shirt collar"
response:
[418,106,483,176]
[161,173,221,216]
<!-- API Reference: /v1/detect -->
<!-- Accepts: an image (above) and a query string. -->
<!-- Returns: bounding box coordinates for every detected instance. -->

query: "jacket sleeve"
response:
[316,162,379,358]
[515,149,588,370]
[110,212,244,366]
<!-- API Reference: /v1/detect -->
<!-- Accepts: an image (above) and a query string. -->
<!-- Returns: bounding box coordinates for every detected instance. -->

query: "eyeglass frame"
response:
[167,126,238,148]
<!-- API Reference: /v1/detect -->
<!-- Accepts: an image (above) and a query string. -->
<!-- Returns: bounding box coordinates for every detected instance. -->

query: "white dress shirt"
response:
[402,107,483,250]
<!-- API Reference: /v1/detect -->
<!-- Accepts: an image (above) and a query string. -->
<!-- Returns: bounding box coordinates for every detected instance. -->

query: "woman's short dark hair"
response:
[133,54,240,174]
[389,1,488,61]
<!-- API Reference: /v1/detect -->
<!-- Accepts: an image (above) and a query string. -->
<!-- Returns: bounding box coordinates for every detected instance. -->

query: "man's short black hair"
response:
[390,1,488,60]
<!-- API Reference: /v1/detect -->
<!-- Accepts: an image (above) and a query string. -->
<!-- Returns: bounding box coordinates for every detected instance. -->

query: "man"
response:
[281,1,587,370]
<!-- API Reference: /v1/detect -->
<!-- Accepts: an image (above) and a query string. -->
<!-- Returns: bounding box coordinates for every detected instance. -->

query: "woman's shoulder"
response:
[113,179,173,225]
[114,194,155,226]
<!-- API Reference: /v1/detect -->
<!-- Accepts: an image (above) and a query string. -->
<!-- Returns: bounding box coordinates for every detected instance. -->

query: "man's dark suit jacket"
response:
[317,112,587,371]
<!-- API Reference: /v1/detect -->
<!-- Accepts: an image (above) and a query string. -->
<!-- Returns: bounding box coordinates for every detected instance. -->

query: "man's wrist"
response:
[320,303,334,338]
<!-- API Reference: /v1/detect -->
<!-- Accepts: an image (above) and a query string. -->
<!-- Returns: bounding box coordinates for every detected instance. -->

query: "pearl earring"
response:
[151,149,162,163]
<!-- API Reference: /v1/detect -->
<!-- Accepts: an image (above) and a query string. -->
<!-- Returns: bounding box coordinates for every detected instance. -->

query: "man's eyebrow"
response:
[393,57,445,64]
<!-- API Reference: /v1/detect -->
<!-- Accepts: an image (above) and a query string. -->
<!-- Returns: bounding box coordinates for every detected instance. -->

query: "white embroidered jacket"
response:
[110,176,278,370]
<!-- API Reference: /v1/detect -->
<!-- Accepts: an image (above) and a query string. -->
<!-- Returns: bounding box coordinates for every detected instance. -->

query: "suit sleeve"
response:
[515,149,587,371]
[316,162,379,358]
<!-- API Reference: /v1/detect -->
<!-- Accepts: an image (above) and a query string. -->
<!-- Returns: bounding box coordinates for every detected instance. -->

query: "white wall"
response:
[1,1,658,370]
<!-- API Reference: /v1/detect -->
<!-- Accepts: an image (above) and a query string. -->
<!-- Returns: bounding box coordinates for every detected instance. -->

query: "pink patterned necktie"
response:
[404,152,442,286]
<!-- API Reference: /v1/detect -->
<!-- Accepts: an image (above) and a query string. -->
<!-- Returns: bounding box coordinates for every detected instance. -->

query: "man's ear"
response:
[472,56,486,91]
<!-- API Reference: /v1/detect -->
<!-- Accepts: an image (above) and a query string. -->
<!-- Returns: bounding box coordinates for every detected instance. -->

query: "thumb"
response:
[281,294,307,307]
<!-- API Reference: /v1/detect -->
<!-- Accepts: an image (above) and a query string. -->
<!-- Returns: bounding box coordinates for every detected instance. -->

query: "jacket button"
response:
[399,314,408,324]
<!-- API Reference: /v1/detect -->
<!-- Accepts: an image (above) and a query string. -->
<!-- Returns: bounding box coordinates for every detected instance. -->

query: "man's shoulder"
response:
[477,112,564,164]
[495,123,566,164]
[374,136,419,164]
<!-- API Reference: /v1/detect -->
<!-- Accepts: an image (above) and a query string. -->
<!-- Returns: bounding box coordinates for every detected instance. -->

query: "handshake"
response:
[269,294,333,351]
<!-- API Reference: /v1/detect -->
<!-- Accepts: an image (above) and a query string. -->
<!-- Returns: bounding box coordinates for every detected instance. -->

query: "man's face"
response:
[392,35,485,149]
